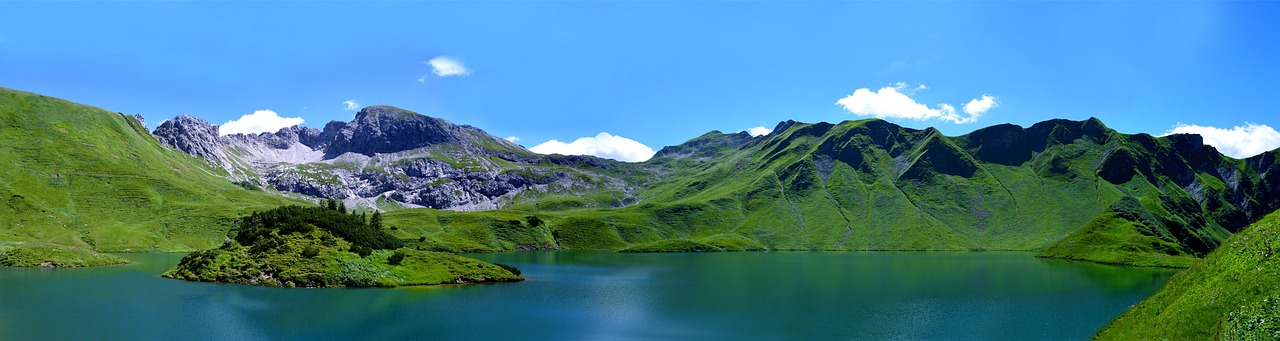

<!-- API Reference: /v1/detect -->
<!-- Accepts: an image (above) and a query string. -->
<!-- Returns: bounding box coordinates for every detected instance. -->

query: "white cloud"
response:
[504,136,520,143]
[834,84,988,124]
[219,110,304,136]
[747,126,773,137]
[964,95,997,115]
[1164,123,1280,159]
[425,56,470,77]
[343,99,359,111]
[529,132,656,162]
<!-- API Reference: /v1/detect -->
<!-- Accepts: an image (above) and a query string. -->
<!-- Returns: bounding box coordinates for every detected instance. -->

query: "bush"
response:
[388,251,406,265]
[526,215,543,227]
[351,245,373,257]
[301,245,320,258]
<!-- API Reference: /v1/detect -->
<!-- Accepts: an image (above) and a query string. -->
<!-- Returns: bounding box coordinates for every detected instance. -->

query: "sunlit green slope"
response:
[1096,209,1280,340]
[0,87,300,254]
[390,118,1280,267]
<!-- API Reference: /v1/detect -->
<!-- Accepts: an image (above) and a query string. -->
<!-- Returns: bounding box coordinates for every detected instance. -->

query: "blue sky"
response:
[3,1,1279,161]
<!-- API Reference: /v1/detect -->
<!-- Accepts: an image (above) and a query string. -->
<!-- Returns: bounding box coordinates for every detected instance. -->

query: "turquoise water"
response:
[0,252,1174,340]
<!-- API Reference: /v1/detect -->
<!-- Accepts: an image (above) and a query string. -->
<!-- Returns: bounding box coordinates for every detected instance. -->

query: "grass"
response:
[164,205,522,288]
[165,230,520,287]
[1036,210,1200,268]
[383,117,1264,270]
[0,242,128,267]
[3,85,1275,277]
[1038,196,1208,268]
[0,86,303,256]
[618,234,766,252]
[1096,209,1280,340]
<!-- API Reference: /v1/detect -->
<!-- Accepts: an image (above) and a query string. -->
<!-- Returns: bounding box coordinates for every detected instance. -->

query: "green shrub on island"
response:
[0,243,128,267]
[164,203,521,287]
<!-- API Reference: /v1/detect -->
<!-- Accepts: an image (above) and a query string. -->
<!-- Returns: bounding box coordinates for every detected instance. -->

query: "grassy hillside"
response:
[5,85,1278,273]
[384,117,1278,268]
[1096,209,1280,340]
[0,87,300,256]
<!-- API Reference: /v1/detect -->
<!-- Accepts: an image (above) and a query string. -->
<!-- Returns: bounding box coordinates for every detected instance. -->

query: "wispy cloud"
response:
[835,83,995,124]
[529,132,656,162]
[504,136,520,143]
[424,56,470,77]
[1164,123,1280,159]
[747,126,773,137]
[219,110,304,136]
[343,99,359,111]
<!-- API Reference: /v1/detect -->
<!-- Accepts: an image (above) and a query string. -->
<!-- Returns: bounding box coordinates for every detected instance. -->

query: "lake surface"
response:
[0,252,1175,340]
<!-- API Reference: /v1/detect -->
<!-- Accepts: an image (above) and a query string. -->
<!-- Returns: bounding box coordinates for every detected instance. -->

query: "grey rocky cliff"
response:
[153,105,642,211]
[153,115,227,165]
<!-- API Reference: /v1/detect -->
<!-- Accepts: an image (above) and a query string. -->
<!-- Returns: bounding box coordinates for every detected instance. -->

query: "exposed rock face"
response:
[325,106,477,157]
[153,106,639,211]
[153,115,226,165]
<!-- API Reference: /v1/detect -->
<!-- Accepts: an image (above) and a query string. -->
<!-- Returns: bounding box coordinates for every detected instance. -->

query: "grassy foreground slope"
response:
[1096,209,1280,340]
[0,87,300,257]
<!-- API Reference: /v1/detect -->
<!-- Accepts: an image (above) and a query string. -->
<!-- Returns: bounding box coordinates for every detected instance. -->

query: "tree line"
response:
[233,200,401,251]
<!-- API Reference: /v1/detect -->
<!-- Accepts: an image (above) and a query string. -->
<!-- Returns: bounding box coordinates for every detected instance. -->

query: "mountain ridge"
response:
[7,85,1280,269]
[152,105,647,211]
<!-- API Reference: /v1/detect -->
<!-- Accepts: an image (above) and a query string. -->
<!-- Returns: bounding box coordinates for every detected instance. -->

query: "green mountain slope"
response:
[0,87,300,254]
[388,117,1280,268]
[6,86,1280,272]
[1096,209,1280,340]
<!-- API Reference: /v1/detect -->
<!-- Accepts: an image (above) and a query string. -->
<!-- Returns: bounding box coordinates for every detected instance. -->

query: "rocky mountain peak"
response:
[354,105,423,121]
[324,105,478,157]
[152,114,225,164]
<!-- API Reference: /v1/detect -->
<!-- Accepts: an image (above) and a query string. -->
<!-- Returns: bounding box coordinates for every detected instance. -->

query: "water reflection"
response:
[0,251,1175,340]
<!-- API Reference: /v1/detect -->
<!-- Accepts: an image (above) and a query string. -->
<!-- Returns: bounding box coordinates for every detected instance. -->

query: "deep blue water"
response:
[0,251,1175,340]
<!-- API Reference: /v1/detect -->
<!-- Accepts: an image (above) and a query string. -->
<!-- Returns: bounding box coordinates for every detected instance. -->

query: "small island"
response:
[164,202,522,288]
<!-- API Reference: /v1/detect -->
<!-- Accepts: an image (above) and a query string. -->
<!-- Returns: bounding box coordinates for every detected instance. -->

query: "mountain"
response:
[7,85,1280,271]
[152,105,648,211]
[0,87,299,255]
[378,118,1280,268]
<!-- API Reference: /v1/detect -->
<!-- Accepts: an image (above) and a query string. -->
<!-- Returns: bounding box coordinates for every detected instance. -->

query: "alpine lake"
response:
[0,251,1175,340]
